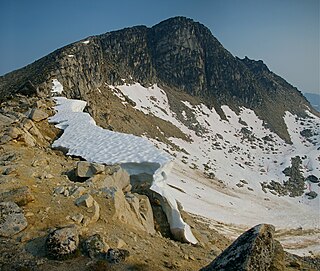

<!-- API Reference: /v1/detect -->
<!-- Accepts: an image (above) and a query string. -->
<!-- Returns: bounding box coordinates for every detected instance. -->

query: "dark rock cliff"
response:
[0,16,315,142]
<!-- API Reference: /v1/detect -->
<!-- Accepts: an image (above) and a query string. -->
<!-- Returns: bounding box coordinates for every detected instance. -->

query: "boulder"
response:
[83,234,109,259]
[306,175,319,183]
[0,201,28,237]
[306,191,317,199]
[70,186,86,197]
[27,108,49,122]
[106,248,130,264]
[46,225,79,259]
[112,189,155,234]
[75,194,94,208]
[87,167,130,192]
[76,161,105,178]
[200,224,283,271]
[0,186,34,206]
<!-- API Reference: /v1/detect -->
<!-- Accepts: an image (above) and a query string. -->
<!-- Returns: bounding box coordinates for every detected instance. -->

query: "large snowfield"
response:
[50,79,320,256]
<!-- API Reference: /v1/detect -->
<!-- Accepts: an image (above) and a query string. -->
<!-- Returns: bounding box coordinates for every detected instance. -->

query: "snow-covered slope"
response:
[49,84,197,244]
[49,80,320,255]
[115,83,320,250]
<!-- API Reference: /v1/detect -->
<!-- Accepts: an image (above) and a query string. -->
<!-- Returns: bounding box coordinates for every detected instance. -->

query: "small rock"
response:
[106,248,130,263]
[0,201,28,237]
[306,175,319,183]
[54,186,65,195]
[76,161,105,178]
[116,238,127,249]
[2,167,15,175]
[83,234,109,259]
[71,186,86,197]
[75,194,94,208]
[46,225,79,259]
[0,186,34,206]
[306,191,317,199]
[70,213,84,223]
[27,108,49,122]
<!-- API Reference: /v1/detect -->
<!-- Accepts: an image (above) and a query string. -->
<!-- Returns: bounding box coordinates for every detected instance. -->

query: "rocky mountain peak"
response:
[0,17,317,142]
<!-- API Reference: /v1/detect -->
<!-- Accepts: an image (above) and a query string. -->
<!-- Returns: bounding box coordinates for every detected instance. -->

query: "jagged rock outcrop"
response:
[0,17,315,142]
[200,224,284,271]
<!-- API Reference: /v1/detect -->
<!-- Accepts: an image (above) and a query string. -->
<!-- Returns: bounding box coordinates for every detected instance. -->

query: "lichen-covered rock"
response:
[0,186,34,206]
[106,248,130,263]
[46,225,79,259]
[200,224,282,271]
[0,201,28,237]
[83,234,109,259]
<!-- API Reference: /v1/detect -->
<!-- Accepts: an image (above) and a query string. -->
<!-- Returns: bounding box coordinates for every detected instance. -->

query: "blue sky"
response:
[0,0,319,94]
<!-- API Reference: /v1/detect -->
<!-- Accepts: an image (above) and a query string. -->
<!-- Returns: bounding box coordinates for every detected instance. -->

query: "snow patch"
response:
[49,96,197,244]
[51,79,63,94]
[81,40,90,44]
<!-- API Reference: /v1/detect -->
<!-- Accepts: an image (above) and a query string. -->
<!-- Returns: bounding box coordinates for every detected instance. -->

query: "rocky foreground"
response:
[0,95,319,270]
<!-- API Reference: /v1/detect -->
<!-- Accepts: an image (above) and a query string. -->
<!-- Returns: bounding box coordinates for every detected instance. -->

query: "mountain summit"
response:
[0,16,316,142]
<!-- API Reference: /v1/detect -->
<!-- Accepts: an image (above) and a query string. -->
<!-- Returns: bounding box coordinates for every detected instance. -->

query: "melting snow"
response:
[113,83,320,254]
[49,96,197,244]
[51,79,63,94]
[81,40,90,44]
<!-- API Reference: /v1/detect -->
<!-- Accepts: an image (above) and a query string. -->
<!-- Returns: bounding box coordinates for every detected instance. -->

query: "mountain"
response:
[304,92,320,112]
[0,16,319,261]
[0,17,316,143]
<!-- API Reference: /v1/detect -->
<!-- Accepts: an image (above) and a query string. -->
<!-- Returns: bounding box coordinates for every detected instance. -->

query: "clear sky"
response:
[0,0,319,94]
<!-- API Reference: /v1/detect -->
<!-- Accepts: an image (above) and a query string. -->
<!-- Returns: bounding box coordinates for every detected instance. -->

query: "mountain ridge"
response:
[0,16,317,143]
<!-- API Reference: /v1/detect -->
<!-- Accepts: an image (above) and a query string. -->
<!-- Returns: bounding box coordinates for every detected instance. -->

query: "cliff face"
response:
[0,16,314,142]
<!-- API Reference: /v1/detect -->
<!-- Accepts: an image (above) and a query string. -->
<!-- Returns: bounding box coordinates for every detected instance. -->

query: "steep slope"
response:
[0,17,316,142]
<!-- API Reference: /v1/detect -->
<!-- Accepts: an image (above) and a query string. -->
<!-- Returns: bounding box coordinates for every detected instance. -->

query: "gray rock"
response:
[27,108,49,122]
[70,186,86,197]
[54,186,65,195]
[306,191,318,199]
[306,175,319,183]
[0,201,28,237]
[106,248,130,263]
[0,186,34,206]
[0,134,12,145]
[75,194,94,207]
[83,234,109,259]
[70,213,84,223]
[46,225,79,259]
[76,161,105,178]
[200,224,282,271]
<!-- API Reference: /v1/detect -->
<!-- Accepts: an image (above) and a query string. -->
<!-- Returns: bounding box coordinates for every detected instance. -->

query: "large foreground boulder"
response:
[200,224,284,271]
[46,225,79,259]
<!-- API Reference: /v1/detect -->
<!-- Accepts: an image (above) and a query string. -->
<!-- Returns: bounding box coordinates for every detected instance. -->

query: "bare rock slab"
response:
[27,108,49,122]
[200,224,282,271]
[0,201,28,237]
